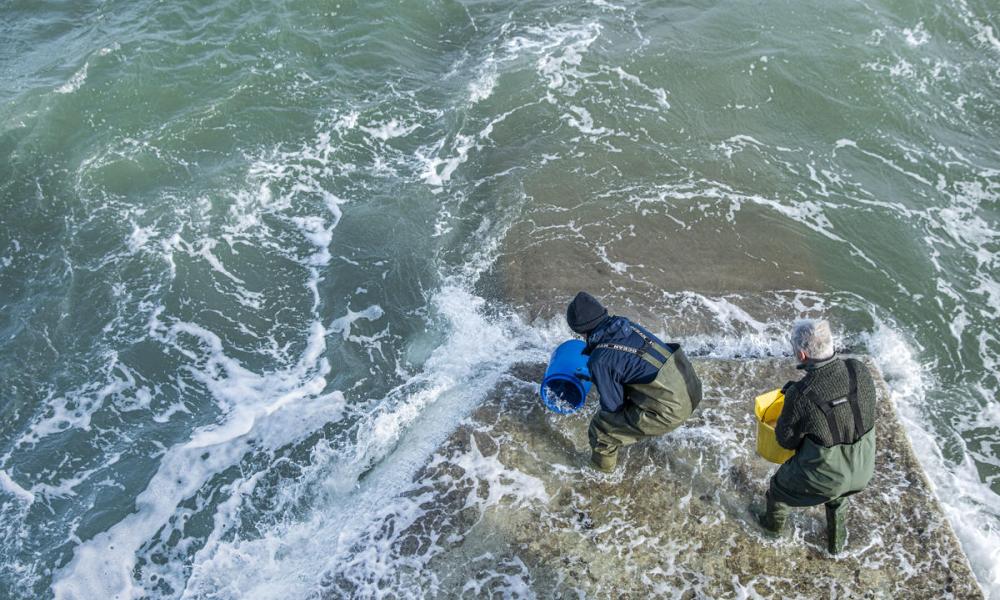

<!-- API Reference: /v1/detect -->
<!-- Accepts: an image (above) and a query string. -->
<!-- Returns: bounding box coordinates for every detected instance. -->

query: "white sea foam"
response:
[501,22,601,98]
[590,0,627,11]
[611,66,670,109]
[903,22,930,47]
[865,323,1000,598]
[329,304,385,340]
[417,134,475,187]
[564,104,609,137]
[126,222,155,255]
[48,112,362,599]
[177,286,555,599]
[334,111,359,131]
[1,238,21,270]
[97,43,120,57]
[711,135,794,162]
[360,119,420,141]
[0,470,34,505]
[50,318,345,600]
[55,62,89,94]
[594,243,628,273]
[974,23,1000,52]
[835,139,933,186]
[461,555,535,598]
[468,68,498,104]
[16,352,136,447]
[30,451,124,500]
[955,0,1000,55]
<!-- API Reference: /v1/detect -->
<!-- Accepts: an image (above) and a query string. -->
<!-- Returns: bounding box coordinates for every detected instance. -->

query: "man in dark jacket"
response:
[566,291,703,473]
[752,319,878,554]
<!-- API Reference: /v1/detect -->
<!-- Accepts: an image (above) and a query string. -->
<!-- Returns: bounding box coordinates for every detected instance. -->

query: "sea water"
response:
[1,0,998,597]
[543,381,584,413]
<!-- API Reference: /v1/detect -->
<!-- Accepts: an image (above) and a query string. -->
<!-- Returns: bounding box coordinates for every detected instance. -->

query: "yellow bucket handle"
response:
[759,392,782,424]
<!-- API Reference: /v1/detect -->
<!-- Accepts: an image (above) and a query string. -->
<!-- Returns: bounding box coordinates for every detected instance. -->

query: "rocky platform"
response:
[330,357,983,598]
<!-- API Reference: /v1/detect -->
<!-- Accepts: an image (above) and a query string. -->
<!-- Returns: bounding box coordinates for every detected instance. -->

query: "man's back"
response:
[585,316,667,413]
[776,357,878,451]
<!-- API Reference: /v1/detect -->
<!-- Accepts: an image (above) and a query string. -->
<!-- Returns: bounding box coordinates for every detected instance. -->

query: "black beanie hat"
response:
[566,291,608,334]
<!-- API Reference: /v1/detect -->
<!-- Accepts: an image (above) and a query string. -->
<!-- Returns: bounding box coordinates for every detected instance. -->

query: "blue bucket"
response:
[540,340,592,414]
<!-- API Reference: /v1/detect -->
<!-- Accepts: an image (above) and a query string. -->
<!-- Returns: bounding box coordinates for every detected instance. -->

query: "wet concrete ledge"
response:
[392,357,983,598]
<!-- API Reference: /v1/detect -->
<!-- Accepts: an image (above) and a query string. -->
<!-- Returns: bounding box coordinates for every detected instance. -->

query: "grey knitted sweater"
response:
[775,356,878,449]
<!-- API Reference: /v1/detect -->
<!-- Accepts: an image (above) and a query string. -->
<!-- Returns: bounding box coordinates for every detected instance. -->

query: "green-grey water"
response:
[1,0,998,597]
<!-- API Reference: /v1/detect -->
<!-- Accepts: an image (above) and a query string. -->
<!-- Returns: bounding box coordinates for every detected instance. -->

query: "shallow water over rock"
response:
[322,357,982,598]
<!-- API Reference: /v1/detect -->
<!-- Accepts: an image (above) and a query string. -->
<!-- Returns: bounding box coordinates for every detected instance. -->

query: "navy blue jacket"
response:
[584,316,671,413]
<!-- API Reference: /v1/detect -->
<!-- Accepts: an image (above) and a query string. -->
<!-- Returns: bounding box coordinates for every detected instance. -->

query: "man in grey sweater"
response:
[752,319,878,554]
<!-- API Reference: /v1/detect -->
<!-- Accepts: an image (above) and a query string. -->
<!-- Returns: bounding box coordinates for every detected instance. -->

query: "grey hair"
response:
[790,319,834,360]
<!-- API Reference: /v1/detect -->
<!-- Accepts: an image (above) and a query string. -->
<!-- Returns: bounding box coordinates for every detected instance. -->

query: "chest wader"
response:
[763,359,876,554]
[588,329,703,472]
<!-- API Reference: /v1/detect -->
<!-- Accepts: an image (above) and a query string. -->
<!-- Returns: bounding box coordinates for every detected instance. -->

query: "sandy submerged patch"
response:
[318,357,982,599]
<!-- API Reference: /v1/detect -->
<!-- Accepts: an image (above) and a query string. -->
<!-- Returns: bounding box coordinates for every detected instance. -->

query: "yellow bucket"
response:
[754,389,796,464]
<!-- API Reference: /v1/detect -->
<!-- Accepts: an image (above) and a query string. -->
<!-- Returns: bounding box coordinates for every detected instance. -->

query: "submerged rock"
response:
[322,358,983,598]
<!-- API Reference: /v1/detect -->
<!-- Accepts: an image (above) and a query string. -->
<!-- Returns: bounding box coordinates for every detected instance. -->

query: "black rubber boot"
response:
[825,498,848,555]
[751,492,787,537]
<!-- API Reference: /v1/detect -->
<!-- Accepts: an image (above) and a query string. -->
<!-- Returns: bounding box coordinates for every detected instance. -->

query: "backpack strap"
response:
[631,327,671,361]
[593,326,670,370]
[844,359,866,440]
[594,342,664,369]
[811,391,845,445]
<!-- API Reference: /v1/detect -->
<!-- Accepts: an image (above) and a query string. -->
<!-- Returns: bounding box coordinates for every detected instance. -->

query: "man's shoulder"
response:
[596,316,638,344]
[609,315,635,334]
[795,357,876,398]
[842,356,874,376]
[620,317,669,346]
[785,369,821,405]
[842,357,879,399]
[832,357,877,388]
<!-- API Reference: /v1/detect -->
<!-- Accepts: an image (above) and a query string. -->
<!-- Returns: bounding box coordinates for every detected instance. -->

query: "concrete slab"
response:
[330,357,983,598]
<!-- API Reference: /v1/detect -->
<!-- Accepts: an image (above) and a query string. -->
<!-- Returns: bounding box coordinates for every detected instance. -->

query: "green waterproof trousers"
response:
[769,428,876,506]
[588,348,702,470]
[765,428,876,551]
